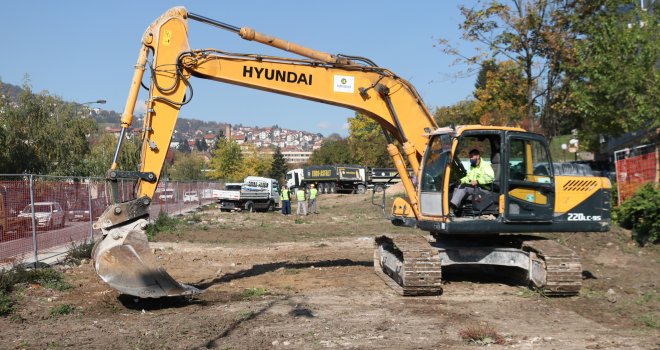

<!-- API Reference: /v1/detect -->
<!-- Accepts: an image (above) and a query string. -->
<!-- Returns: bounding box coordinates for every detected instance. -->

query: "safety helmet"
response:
[311,184,315,188]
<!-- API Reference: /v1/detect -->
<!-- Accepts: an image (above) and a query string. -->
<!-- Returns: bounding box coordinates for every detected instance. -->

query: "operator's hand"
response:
[470,180,478,187]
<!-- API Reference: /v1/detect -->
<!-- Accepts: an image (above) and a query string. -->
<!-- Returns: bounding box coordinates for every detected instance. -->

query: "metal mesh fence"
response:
[614,143,659,204]
[0,175,223,267]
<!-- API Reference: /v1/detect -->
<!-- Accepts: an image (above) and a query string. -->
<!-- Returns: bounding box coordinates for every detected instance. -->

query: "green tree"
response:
[269,146,288,182]
[195,139,209,152]
[208,138,244,181]
[438,0,577,135]
[346,112,392,167]
[177,139,191,153]
[0,80,97,175]
[309,138,352,165]
[433,99,480,126]
[567,0,659,150]
[169,152,206,180]
[240,147,272,179]
[473,60,528,126]
[85,133,141,177]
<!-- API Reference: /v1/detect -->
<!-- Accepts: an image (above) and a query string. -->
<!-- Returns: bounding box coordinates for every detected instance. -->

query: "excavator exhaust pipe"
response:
[92,218,201,298]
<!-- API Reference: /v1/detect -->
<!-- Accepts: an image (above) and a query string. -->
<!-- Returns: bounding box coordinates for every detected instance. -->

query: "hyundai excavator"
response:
[92,7,612,298]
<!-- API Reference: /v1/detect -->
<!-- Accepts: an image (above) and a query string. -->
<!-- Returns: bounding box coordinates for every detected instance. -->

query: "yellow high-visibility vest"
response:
[310,188,318,199]
[296,189,306,201]
[281,189,290,200]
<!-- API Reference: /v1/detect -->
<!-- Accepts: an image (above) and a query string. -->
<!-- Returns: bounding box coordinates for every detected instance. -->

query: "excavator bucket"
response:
[92,219,201,298]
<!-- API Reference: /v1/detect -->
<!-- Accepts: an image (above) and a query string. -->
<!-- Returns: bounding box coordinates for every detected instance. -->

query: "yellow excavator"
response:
[93,7,611,298]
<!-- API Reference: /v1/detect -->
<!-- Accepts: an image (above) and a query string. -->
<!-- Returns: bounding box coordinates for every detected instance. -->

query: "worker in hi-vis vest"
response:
[280,185,291,215]
[308,184,318,214]
[296,186,308,216]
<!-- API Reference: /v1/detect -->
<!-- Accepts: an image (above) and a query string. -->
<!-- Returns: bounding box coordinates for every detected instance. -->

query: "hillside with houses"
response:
[104,121,324,164]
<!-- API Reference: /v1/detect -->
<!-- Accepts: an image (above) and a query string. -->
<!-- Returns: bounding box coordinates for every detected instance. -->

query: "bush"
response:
[64,240,95,265]
[146,211,182,241]
[459,324,506,345]
[241,287,269,299]
[0,266,71,316]
[0,266,70,295]
[0,291,14,316]
[614,183,660,245]
[49,304,75,317]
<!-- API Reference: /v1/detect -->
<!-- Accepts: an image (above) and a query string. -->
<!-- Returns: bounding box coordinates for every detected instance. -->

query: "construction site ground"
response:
[1,190,658,349]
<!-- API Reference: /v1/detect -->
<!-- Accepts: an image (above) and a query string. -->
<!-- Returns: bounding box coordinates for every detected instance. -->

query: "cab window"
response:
[508,138,553,184]
[420,134,451,192]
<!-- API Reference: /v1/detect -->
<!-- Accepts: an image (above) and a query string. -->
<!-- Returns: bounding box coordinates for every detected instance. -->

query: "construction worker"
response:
[296,186,308,216]
[308,184,318,214]
[449,149,494,216]
[280,185,291,215]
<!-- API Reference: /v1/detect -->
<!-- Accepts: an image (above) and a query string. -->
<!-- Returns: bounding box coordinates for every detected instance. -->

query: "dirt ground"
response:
[1,192,658,349]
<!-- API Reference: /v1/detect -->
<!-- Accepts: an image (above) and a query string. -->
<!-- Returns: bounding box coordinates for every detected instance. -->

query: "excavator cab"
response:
[396,125,609,235]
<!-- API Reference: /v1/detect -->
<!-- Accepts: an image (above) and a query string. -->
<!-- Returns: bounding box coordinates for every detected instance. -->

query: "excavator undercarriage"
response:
[374,234,582,297]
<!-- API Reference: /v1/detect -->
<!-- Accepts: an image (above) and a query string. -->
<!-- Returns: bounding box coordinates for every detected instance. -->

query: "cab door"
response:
[503,132,555,222]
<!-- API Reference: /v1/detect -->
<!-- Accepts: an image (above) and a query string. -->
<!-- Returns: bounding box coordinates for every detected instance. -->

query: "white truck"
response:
[216,176,280,212]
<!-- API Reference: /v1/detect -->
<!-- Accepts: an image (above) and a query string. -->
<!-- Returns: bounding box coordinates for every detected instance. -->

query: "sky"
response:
[0,1,479,136]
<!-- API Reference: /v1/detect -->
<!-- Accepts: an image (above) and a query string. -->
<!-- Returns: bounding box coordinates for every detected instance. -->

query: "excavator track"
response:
[374,235,443,296]
[522,239,582,296]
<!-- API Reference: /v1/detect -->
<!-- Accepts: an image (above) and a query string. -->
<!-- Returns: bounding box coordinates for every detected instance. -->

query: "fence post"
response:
[28,174,39,267]
[87,179,93,241]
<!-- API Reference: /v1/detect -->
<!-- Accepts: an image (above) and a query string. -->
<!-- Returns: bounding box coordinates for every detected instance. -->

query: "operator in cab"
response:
[449,149,494,215]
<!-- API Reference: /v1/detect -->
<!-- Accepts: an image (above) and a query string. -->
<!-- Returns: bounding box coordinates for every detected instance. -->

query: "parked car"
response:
[67,199,105,221]
[18,202,65,230]
[156,189,176,203]
[183,191,199,203]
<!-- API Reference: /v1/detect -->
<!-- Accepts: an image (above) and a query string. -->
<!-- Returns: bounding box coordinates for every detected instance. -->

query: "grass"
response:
[0,266,72,316]
[635,292,658,305]
[146,211,183,241]
[0,266,71,294]
[580,287,604,299]
[241,287,269,299]
[187,212,203,224]
[259,221,271,228]
[294,218,305,224]
[49,304,75,317]
[0,291,14,316]
[637,314,658,329]
[459,324,506,345]
[238,310,256,319]
[64,240,95,266]
[516,287,545,298]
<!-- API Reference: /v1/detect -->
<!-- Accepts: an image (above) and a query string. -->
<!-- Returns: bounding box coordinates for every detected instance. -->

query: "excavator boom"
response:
[93,7,436,297]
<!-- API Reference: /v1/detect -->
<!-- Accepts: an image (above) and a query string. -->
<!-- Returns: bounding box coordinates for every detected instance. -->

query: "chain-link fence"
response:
[0,175,223,267]
[614,143,659,204]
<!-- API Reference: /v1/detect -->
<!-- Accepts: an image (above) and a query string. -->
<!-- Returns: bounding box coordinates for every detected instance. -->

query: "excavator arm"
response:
[93,7,436,297]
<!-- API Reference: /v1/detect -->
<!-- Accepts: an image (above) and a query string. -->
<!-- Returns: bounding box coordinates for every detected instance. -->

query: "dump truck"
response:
[286,165,368,194]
